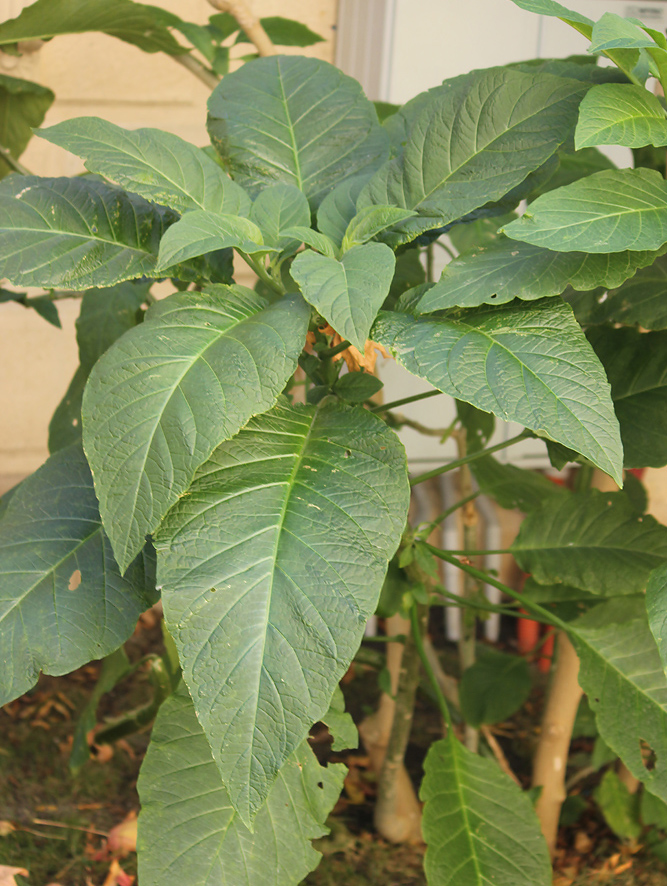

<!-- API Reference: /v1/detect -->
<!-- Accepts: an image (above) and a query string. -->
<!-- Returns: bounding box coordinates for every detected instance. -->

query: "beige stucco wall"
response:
[0,0,338,494]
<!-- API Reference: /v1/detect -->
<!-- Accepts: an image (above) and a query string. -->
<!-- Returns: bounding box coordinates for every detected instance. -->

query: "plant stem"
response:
[425,544,569,631]
[433,587,554,625]
[434,239,457,261]
[426,243,435,283]
[206,0,277,56]
[386,414,457,438]
[370,389,442,413]
[416,490,482,537]
[457,435,479,751]
[410,603,452,727]
[371,610,424,842]
[532,632,583,857]
[442,548,512,556]
[410,432,528,486]
[172,53,220,90]
[0,143,31,175]
[238,251,284,295]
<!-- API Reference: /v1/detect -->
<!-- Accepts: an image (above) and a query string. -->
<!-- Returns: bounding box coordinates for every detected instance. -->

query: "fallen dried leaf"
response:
[0,821,15,837]
[107,811,137,857]
[102,860,134,886]
[0,866,28,886]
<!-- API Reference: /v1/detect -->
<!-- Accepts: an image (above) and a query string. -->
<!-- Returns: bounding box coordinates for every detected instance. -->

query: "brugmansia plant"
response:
[7,0,667,881]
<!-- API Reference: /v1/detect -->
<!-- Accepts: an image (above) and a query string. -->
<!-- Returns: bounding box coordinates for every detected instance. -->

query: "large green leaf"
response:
[503,168,667,253]
[291,243,395,350]
[155,211,268,270]
[569,599,667,802]
[0,445,156,706]
[567,254,667,330]
[357,67,586,247]
[37,118,250,215]
[647,562,667,674]
[0,0,186,54]
[417,238,659,311]
[207,56,388,209]
[155,399,409,826]
[83,286,310,572]
[0,74,53,176]
[588,326,667,468]
[421,730,551,886]
[512,490,667,595]
[49,282,150,453]
[575,84,667,149]
[137,684,345,886]
[372,299,623,484]
[0,175,172,289]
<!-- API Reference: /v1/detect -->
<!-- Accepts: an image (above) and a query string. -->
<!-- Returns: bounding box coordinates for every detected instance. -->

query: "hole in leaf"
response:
[317,781,324,789]
[343,450,351,458]
[640,738,657,771]
[490,293,497,299]
[68,569,82,591]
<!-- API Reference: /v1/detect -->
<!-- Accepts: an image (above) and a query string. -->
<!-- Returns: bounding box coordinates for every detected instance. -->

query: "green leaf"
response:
[37,118,250,215]
[417,238,660,311]
[317,175,371,247]
[589,13,657,53]
[421,731,551,886]
[646,562,667,675]
[333,372,383,403]
[447,212,516,255]
[322,686,358,752]
[0,74,53,175]
[70,647,131,773]
[507,0,592,32]
[575,84,667,150]
[503,168,667,253]
[459,647,531,727]
[0,175,172,289]
[341,205,417,252]
[569,254,667,330]
[137,684,345,886]
[0,444,156,706]
[258,16,325,47]
[207,56,388,209]
[588,326,667,468]
[155,212,268,270]
[155,399,409,825]
[569,599,667,802]
[281,226,337,259]
[595,770,642,840]
[0,0,186,54]
[49,281,150,453]
[292,243,395,351]
[83,286,310,572]
[512,490,667,595]
[470,455,569,513]
[358,67,586,247]
[535,147,616,196]
[249,183,310,253]
[372,299,623,484]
